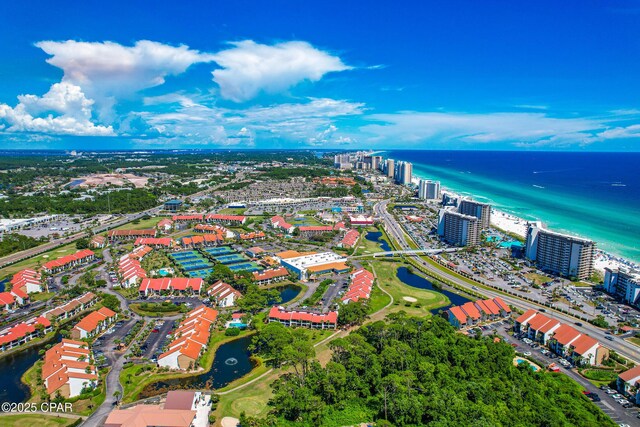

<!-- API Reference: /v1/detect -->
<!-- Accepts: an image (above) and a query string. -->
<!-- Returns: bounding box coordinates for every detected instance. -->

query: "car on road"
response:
[524,351,532,356]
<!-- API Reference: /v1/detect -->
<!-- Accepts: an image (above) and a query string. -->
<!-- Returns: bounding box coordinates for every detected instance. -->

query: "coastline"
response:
[409,174,639,275]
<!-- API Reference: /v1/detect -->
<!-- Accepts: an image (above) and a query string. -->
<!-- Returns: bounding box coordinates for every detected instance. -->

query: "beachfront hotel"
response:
[418,179,441,200]
[603,267,640,308]
[394,161,413,185]
[437,209,480,247]
[458,199,491,229]
[524,222,595,280]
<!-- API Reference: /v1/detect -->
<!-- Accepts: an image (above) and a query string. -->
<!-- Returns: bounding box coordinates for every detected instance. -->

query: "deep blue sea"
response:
[387,150,640,263]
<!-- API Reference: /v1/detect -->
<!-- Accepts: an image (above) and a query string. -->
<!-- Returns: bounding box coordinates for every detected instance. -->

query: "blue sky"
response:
[1,1,640,151]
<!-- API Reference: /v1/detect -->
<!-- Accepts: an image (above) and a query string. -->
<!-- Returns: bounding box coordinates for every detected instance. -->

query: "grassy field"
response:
[0,240,82,279]
[367,283,392,313]
[368,261,449,317]
[525,272,552,286]
[289,216,323,226]
[0,414,81,427]
[354,226,391,256]
[109,216,162,231]
[218,208,247,215]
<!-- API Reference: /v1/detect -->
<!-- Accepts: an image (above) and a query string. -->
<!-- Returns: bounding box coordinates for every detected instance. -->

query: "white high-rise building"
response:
[333,154,352,169]
[437,209,480,247]
[394,161,413,185]
[418,180,441,200]
[603,268,640,308]
[385,159,395,178]
[459,199,491,229]
[525,221,595,280]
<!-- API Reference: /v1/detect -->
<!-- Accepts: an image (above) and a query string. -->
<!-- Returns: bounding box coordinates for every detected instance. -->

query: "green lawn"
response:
[30,291,55,302]
[0,241,83,279]
[368,261,449,317]
[218,208,247,215]
[110,216,163,231]
[0,414,81,427]
[129,302,187,317]
[525,272,552,286]
[354,226,391,256]
[367,283,392,314]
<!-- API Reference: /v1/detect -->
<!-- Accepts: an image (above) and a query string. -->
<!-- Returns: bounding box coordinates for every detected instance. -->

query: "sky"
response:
[1,1,640,151]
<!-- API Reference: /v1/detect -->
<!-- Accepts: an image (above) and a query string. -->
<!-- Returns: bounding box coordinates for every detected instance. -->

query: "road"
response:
[374,199,640,363]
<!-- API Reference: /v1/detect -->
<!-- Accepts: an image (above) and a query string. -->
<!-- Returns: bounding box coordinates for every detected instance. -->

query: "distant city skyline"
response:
[1,1,640,151]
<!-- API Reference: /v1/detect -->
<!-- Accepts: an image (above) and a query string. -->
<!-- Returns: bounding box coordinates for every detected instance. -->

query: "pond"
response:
[365,231,391,252]
[395,266,472,314]
[0,333,62,403]
[141,335,256,397]
[277,284,302,304]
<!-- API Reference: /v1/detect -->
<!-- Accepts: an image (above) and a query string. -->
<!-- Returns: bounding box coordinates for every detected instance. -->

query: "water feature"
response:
[141,335,255,396]
[0,333,62,403]
[365,231,391,252]
[395,266,472,314]
[277,284,302,304]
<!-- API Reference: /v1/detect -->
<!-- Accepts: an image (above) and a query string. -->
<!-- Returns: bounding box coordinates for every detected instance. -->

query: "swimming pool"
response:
[516,358,539,371]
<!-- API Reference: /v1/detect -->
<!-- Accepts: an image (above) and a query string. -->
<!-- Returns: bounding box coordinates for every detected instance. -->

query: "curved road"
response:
[374,199,640,363]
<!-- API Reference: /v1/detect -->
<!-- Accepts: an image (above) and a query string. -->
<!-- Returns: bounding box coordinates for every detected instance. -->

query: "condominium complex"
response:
[394,161,413,185]
[333,154,352,169]
[525,222,595,280]
[385,159,395,178]
[458,199,491,229]
[603,267,640,308]
[437,209,480,246]
[418,179,441,200]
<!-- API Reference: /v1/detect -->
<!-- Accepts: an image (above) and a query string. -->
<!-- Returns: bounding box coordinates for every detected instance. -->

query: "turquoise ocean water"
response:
[387,151,640,263]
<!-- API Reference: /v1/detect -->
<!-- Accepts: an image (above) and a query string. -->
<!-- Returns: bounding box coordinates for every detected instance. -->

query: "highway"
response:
[374,199,640,363]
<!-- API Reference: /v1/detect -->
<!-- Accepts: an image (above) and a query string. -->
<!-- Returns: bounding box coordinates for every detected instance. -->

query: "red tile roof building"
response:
[158,307,218,370]
[342,268,374,304]
[0,316,52,351]
[208,281,242,308]
[157,218,174,232]
[180,234,223,247]
[445,297,511,329]
[238,231,266,241]
[134,237,173,248]
[42,339,97,398]
[270,216,295,233]
[71,307,118,340]
[252,267,289,285]
[206,214,246,225]
[42,249,95,273]
[139,278,203,296]
[172,214,204,222]
[268,306,338,329]
[11,269,42,294]
[339,229,360,248]
[90,235,107,248]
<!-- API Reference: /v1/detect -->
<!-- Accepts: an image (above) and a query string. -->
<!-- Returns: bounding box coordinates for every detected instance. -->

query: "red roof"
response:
[493,297,511,313]
[570,334,599,356]
[619,365,640,383]
[481,299,500,315]
[460,302,481,320]
[206,214,246,222]
[0,292,16,306]
[552,324,581,346]
[515,308,538,324]
[341,229,360,247]
[43,249,94,270]
[134,237,173,247]
[252,267,289,281]
[268,306,338,325]
[139,278,203,292]
[172,214,204,221]
[449,306,468,323]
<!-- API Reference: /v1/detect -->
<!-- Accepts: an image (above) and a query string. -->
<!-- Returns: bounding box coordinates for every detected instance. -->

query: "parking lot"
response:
[490,327,640,426]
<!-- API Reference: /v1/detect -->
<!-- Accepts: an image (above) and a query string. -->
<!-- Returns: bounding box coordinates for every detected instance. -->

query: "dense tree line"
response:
[258,167,331,180]
[0,188,158,216]
[245,314,614,427]
[0,233,48,257]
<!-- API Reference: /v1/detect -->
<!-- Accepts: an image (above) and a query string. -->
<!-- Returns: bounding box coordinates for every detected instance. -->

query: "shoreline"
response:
[409,173,640,274]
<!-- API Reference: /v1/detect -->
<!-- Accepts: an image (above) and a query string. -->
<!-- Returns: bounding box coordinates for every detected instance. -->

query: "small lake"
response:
[277,284,301,304]
[395,266,472,314]
[365,231,391,252]
[141,334,256,396]
[0,333,62,403]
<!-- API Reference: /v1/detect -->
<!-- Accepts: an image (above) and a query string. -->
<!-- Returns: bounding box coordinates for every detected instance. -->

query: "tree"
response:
[337,301,369,326]
[75,238,90,250]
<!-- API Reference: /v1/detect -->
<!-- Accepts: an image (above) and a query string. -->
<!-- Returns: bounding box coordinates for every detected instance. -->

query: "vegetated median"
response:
[129,301,189,317]
[303,279,333,306]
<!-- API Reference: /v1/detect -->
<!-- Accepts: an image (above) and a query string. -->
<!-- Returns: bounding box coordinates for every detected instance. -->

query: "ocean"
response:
[387,150,640,263]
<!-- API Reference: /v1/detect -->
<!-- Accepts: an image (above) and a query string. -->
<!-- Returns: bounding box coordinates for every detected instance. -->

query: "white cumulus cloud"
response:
[211,40,351,102]
[36,40,215,119]
[0,82,114,136]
